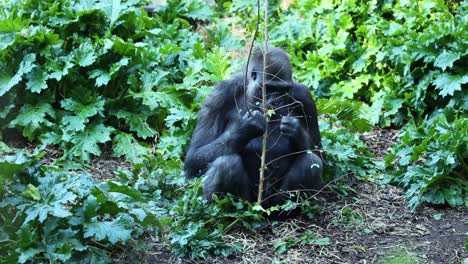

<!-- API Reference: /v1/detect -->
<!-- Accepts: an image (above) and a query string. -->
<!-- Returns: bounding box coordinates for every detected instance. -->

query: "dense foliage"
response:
[0,0,466,262]
[385,114,467,208]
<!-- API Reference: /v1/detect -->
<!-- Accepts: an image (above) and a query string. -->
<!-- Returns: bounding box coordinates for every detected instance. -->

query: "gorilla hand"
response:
[281,116,308,150]
[241,110,266,137]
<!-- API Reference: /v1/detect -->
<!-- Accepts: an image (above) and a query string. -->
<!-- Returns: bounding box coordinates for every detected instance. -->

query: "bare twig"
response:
[261,171,355,203]
[242,0,261,117]
[257,0,269,204]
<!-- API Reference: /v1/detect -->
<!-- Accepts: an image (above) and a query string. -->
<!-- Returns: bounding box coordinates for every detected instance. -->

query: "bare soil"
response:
[5,128,467,263]
[141,128,467,264]
[143,183,466,264]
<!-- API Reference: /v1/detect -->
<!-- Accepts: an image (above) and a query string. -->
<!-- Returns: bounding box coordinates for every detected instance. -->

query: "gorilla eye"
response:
[251,71,257,80]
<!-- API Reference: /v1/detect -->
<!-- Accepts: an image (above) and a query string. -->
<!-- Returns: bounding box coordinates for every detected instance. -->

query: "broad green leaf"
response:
[157,132,189,158]
[24,204,51,223]
[0,32,16,51]
[26,67,49,93]
[89,57,129,87]
[10,102,55,140]
[83,195,98,221]
[68,124,113,161]
[22,184,41,201]
[205,47,233,82]
[165,107,192,132]
[434,50,461,71]
[73,40,97,67]
[0,17,24,32]
[115,111,156,139]
[184,1,213,21]
[61,116,86,132]
[60,97,105,119]
[99,0,124,29]
[139,70,169,92]
[112,132,149,163]
[432,74,468,97]
[90,70,111,87]
[130,90,179,111]
[83,214,133,244]
[0,54,36,96]
[18,249,40,264]
[47,56,74,81]
[432,213,442,221]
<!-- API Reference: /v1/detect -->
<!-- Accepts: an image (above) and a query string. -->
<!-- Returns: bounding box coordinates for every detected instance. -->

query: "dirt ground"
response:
[5,128,467,263]
[141,128,467,264]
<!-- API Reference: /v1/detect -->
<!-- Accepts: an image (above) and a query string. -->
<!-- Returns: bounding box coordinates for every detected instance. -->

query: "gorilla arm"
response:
[184,76,265,178]
[290,82,322,152]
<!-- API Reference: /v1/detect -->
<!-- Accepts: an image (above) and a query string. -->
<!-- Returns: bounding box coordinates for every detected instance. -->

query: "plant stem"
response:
[242,0,261,117]
[257,0,269,204]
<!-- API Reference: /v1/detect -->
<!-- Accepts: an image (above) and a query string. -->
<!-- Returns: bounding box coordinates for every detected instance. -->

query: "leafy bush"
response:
[0,0,215,162]
[385,114,467,208]
[317,98,377,181]
[0,146,270,262]
[0,149,165,263]
[3,0,466,262]
[262,0,467,206]
[266,0,467,126]
[169,181,264,260]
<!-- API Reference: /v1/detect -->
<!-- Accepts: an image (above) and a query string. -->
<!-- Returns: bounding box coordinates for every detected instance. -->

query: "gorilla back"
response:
[184,47,324,206]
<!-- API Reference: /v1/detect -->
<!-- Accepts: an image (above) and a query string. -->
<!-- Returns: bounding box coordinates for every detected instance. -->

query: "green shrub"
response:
[0,0,213,162]
[385,114,468,208]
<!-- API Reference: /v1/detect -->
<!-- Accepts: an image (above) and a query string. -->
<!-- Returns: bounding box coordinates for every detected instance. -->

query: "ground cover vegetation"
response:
[0,0,466,262]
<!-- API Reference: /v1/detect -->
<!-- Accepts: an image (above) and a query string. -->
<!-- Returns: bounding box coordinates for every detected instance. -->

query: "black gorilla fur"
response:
[184,47,324,206]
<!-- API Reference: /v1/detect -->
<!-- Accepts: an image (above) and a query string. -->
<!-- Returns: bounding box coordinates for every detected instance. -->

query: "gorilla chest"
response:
[242,126,292,177]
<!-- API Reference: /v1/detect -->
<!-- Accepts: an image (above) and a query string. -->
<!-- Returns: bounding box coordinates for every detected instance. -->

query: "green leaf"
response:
[89,70,110,87]
[22,184,41,201]
[99,0,126,29]
[205,47,233,82]
[313,237,331,245]
[89,57,129,87]
[84,214,133,244]
[24,204,51,223]
[116,111,156,139]
[432,74,468,97]
[26,67,49,93]
[0,54,36,96]
[47,56,74,81]
[139,70,169,92]
[165,107,192,132]
[434,50,460,71]
[112,132,150,163]
[445,188,463,207]
[18,249,40,264]
[60,97,105,120]
[183,1,213,21]
[10,102,55,140]
[61,116,86,132]
[130,90,179,111]
[68,124,113,161]
[73,40,97,67]
[432,213,442,221]
[0,151,31,178]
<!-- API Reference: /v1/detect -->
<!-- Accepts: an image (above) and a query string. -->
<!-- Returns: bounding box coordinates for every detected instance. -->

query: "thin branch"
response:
[257,0,269,204]
[243,0,261,117]
[261,171,355,203]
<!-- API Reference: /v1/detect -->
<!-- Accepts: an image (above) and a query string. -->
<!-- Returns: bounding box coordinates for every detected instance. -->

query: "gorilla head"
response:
[246,47,294,116]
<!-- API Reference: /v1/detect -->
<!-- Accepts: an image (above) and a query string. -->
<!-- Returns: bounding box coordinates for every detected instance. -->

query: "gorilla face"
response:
[247,47,293,116]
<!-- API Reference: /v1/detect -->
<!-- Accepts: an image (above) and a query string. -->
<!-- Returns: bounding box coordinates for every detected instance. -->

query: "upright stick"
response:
[257,0,269,204]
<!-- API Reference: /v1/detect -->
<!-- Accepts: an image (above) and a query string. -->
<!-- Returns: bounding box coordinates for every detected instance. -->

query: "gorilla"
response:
[184,47,324,206]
